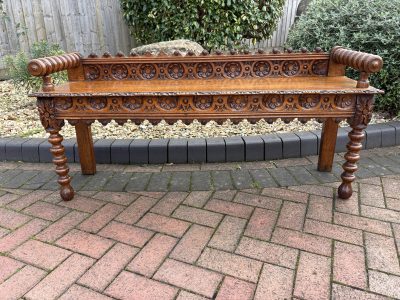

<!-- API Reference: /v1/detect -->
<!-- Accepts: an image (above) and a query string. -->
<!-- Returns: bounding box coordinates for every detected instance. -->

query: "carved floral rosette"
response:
[82,58,329,81]
[37,98,65,131]
[348,95,375,127]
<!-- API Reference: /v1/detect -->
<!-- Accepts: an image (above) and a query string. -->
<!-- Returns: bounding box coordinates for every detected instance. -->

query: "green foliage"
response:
[286,0,400,115]
[5,40,68,91]
[120,0,285,50]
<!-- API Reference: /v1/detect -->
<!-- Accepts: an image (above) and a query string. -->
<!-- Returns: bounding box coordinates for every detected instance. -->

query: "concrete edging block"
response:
[149,139,169,164]
[2,121,400,165]
[277,132,300,158]
[206,138,225,163]
[130,139,150,164]
[224,136,244,162]
[168,138,188,164]
[188,138,206,163]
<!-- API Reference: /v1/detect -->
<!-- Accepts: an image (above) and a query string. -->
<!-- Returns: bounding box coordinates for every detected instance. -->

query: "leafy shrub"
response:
[286,0,400,115]
[4,40,68,91]
[120,0,285,50]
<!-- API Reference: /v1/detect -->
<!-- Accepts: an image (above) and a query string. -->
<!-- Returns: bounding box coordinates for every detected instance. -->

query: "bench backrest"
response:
[68,49,332,82]
[27,46,384,90]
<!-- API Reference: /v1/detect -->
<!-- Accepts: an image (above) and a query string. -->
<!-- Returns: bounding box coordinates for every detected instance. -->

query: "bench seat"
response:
[31,77,382,97]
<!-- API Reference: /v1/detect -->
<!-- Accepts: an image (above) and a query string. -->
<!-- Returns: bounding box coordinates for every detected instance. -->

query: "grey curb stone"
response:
[365,126,382,149]
[39,140,52,163]
[376,124,396,147]
[224,137,244,162]
[294,131,318,157]
[111,139,131,164]
[0,138,13,161]
[206,138,225,163]
[94,139,115,164]
[2,122,400,165]
[261,134,282,160]
[277,132,300,158]
[22,138,46,162]
[63,139,76,163]
[6,138,29,161]
[168,138,188,164]
[149,139,169,164]
[243,136,264,161]
[336,128,349,153]
[130,139,150,164]
[310,130,321,153]
[188,138,206,163]
[388,121,400,145]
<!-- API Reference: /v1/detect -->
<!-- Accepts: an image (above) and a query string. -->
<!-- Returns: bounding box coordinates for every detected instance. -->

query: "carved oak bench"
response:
[27,46,383,201]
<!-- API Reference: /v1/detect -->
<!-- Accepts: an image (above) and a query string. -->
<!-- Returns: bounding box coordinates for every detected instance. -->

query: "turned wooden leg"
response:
[318,118,339,172]
[48,130,74,201]
[338,124,365,199]
[75,122,96,175]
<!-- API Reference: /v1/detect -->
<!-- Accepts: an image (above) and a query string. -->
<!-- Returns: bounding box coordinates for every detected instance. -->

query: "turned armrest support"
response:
[330,46,383,88]
[28,53,81,91]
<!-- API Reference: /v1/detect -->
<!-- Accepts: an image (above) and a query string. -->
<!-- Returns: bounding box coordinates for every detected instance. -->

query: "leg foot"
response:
[338,183,352,199]
[60,185,75,201]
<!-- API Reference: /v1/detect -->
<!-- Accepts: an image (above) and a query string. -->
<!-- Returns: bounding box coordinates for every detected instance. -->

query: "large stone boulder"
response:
[131,39,204,56]
[296,0,312,17]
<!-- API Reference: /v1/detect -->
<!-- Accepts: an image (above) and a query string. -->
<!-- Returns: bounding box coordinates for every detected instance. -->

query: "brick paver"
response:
[1,147,400,299]
[127,233,177,277]
[10,240,71,270]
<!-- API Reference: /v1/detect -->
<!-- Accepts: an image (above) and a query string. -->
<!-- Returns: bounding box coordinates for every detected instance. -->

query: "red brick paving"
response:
[127,233,177,277]
[294,252,331,300]
[56,229,114,259]
[208,215,246,251]
[10,240,71,270]
[170,224,213,263]
[78,243,138,291]
[1,167,400,299]
[154,259,222,298]
[254,263,294,300]
[216,276,255,300]
[333,241,367,288]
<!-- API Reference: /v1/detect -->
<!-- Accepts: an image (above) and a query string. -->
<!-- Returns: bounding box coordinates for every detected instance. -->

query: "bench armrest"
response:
[331,46,383,74]
[27,52,81,92]
[28,52,81,77]
[330,46,383,88]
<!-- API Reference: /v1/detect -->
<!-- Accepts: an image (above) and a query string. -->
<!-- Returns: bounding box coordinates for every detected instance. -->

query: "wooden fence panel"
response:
[0,0,134,77]
[0,0,300,77]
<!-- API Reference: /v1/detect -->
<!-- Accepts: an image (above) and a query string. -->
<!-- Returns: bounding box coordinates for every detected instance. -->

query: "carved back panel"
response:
[74,51,331,82]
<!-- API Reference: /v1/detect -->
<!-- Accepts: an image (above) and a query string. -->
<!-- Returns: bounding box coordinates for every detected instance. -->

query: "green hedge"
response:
[120,0,285,50]
[287,0,400,115]
[5,41,67,91]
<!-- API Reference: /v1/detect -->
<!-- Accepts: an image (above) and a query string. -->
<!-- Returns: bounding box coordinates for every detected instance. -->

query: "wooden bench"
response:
[27,46,383,201]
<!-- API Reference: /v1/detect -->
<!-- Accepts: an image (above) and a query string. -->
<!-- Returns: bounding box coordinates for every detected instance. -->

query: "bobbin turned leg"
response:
[37,98,74,201]
[338,124,365,199]
[48,130,74,201]
[338,95,374,199]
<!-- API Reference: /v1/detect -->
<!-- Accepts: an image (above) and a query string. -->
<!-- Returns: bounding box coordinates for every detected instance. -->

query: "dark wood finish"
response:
[37,98,74,201]
[75,122,96,175]
[28,47,383,201]
[331,46,383,88]
[318,118,339,172]
[338,95,374,199]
